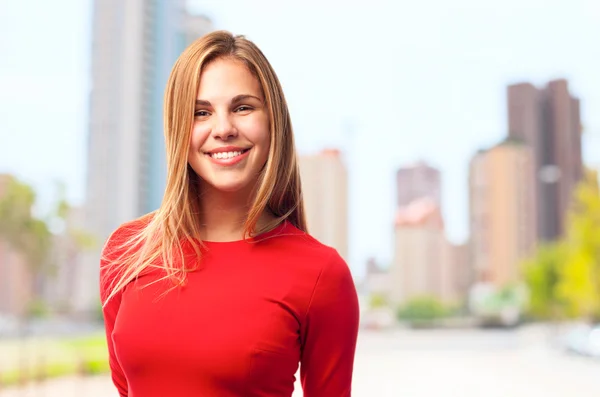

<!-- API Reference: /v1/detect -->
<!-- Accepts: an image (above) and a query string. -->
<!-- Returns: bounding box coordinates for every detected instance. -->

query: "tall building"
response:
[396,161,441,208]
[507,79,582,241]
[299,149,349,262]
[469,139,537,287]
[389,198,447,305]
[440,242,471,304]
[147,13,215,213]
[390,165,468,305]
[82,2,213,313]
[86,1,213,243]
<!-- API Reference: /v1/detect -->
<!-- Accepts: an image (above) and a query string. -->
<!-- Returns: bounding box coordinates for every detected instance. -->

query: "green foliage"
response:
[48,179,97,251]
[0,176,52,273]
[522,243,566,319]
[0,334,109,386]
[94,300,105,323]
[71,228,97,250]
[397,296,449,323]
[81,358,110,375]
[483,284,527,311]
[43,362,78,379]
[556,170,600,320]
[0,176,97,318]
[368,293,388,309]
[523,169,600,321]
[53,181,70,220]
[26,298,50,319]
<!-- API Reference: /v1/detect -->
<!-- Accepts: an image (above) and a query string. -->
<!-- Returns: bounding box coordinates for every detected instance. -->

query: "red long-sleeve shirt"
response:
[100,218,359,397]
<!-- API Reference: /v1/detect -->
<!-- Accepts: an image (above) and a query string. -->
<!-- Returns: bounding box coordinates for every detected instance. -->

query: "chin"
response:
[210,179,252,193]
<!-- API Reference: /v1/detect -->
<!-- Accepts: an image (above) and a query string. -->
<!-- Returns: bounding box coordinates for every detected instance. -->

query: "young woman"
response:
[100,30,359,397]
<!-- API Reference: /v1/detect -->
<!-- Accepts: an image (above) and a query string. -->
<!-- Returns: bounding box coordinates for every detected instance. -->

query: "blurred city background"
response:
[1,0,600,396]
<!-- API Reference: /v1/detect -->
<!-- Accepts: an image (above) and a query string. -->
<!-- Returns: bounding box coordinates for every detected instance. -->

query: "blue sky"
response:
[1,0,599,275]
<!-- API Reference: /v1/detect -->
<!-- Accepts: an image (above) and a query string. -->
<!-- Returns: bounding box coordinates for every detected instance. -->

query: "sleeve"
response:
[100,238,129,397]
[300,250,360,397]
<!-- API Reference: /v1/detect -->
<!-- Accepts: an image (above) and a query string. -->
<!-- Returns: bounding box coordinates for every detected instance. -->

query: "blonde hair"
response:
[102,31,306,305]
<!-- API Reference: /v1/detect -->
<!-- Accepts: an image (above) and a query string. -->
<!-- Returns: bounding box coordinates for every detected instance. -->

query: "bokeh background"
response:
[1,0,600,396]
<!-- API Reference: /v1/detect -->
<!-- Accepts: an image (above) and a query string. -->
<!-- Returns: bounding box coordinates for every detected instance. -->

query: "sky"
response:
[1,0,599,276]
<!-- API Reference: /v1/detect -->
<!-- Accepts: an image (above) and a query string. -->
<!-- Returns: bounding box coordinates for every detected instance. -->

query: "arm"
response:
[300,250,360,397]
[100,243,129,396]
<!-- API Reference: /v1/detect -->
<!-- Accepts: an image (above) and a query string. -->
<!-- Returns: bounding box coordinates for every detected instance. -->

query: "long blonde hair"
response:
[102,31,306,305]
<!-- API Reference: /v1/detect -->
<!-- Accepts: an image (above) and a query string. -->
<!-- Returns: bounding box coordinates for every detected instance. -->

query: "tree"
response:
[556,170,600,321]
[396,296,449,326]
[0,176,52,315]
[0,176,97,385]
[48,180,95,251]
[522,242,566,320]
[523,169,600,322]
[0,175,54,385]
[368,293,388,309]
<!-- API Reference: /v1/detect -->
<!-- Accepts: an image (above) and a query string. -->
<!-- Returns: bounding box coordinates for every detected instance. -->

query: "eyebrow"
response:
[195,94,263,107]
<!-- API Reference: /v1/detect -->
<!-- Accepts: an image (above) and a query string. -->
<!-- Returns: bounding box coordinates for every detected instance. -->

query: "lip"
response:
[205,146,250,155]
[204,146,251,166]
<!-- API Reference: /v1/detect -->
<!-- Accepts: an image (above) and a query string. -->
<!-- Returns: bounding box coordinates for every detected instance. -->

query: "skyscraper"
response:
[299,149,349,262]
[389,198,447,305]
[441,242,471,304]
[507,79,582,241]
[469,139,537,287]
[81,2,212,313]
[146,13,215,213]
[396,161,441,208]
[86,1,213,243]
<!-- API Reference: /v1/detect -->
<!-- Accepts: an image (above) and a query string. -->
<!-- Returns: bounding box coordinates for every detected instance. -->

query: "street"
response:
[2,325,600,397]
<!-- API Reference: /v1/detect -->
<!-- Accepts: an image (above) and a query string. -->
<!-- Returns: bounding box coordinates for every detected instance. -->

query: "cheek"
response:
[242,115,270,148]
[189,124,210,153]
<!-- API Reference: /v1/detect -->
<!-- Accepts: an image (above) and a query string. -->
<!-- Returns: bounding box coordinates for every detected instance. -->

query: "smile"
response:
[204,148,251,166]
[208,149,249,159]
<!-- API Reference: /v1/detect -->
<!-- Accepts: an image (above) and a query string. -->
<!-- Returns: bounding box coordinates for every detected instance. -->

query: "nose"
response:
[211,113,238,141]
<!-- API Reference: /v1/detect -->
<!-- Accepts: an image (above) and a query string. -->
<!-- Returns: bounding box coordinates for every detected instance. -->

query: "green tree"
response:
[523,169,600,322]
[397,296,448,325]
[0,176,53,384]
[48,180,95,251]
[0,176,52,311]
[368,293,388,309]
[522,242,566,320]
[556,170,600,321]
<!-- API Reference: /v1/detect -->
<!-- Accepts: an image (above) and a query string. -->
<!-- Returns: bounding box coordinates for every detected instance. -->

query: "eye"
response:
[234,106,253,113]
[194,110,210,117]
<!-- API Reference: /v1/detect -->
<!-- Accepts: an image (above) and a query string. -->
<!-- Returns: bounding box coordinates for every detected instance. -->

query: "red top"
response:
[100,218,360,397]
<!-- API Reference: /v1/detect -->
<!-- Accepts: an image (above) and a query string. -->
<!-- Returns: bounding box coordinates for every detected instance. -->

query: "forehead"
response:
[196,57,262,100]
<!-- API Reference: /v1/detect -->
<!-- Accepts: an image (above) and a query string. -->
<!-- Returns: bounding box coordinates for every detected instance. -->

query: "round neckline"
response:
[200,220,289,246]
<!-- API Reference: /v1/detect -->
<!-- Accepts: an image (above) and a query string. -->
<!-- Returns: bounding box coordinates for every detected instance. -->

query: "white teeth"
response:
[211,151,242,159]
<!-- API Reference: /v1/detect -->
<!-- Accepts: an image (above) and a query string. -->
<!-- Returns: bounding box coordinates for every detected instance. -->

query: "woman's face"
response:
[188,57,270,194]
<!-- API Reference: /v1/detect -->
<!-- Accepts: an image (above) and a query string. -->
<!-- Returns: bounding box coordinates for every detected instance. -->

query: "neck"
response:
[197,182,272,242]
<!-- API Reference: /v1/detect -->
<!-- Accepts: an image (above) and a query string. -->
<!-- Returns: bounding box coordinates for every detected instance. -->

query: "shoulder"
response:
[269,221,339,260]
[269,221,353,280]
[99,213,154,298]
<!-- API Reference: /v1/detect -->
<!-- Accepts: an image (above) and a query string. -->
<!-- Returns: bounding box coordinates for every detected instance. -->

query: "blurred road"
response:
[2,325,600,397]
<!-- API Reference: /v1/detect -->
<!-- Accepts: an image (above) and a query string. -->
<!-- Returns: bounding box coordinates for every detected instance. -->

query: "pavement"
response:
[2,325,600,397]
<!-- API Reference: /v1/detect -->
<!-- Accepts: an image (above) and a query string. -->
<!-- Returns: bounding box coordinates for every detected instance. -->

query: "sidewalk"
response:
[0,376,114,397]
[2,327,600,397]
